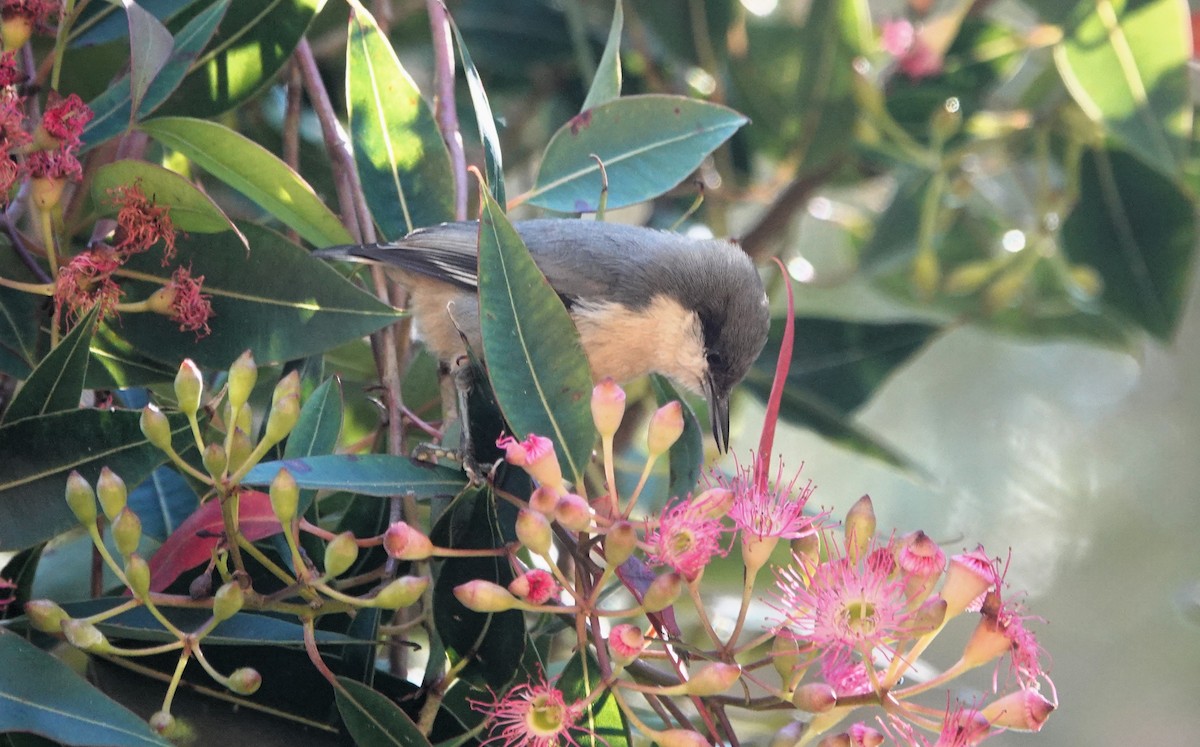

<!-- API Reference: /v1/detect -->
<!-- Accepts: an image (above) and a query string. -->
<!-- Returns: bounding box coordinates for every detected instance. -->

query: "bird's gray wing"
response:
[322,222,481,292]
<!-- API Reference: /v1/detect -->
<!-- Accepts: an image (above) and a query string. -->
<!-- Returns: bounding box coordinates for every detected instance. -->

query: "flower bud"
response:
[228,428,253,471]
[554,493,592,532]
[944,260,998,295]
[843,495,875,562]
[62,619,110,652]
[604,521,638,567]
[372,576,429,609]
[189,573,213,600]
[499,434,564,491]
[24,600,70,633]
[382,521,434,561]
[65,471,97,526]
[269,468,299,525]
[906,597,947,636]
[591,378,626,438]
[642,571,682,612]
[226,667,262,695]
[174,359,203,417]
[771,721,806,747]
[528,485,560,515]
[607,624,646,666]
[772,634,802,682]
[984,265,1028,313]
[981,688,1055,731]
[2,14,35,52]
[847,723,884,747]
[792,682,838,713]
[140,404,172,451]
[124,554,151,599]
[112,508,142,558]
[791,531,820,565]
[203,443,228,479]
[96,467,127,521]
[149,711,176,736]
[508,569,559,605]
[263,393,300,444]
[212,581,244,622]
[454,579,518,612]
[653,729,710,747]
[694,487,735,519]
[323,531,359,578]
[897,530,946,601]
[959,614,1011,669]
[227,351,257,412]
[911,249,940,300]
[516,509,553,556]
[271,370,301,405]
[646,401,684,456]
[683,663,740,695]
[942,547,996,620]
[30,177,66,210]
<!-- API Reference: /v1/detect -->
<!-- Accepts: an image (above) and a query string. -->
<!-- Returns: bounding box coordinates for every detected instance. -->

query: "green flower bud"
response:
[149,711,177,737]
[682,663,740,696]
[983,265,1029,313]
[372,576,430,609]
[844,495,875,563]
[112,508,142,559]
[454,580,518,612]
[515,508,552,556]
[642,571,682,613]
[263,393,300,444]
[203,443,228,479]
[944,261,998,296]
[792,682,837,713]
[604,521,638,567]
[269,468,299,525]
[228,428,253,472]
[772,634,802,683]
[62,619,110,653]
[65,471,97,527]
[124,554,151,599]
[323,531,359,578]
[212,581,244,622]
[226,667,262,695]
[96,467,127,521]
[24,600,70,633]
[271,371,301,407]
[174,359,204,418]
[140,404,172,452]
[227,351,257,412]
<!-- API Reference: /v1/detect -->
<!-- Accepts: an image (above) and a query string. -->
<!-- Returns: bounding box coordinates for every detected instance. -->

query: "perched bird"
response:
[319,219,770,451]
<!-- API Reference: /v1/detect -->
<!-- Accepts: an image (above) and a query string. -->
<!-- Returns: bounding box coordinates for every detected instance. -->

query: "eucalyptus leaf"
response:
[580,1,623,112]
[447,11,506,205]
[125,0,174,114]
[2,306,98,425]
[558,650,631,747]
[335,677,433,747]
[91,159,244,238]
[244,454,466,498]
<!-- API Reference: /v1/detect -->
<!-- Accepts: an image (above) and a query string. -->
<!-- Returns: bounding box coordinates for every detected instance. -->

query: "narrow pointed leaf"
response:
[244,455,467,498]
[2,306,97,425]
[335,677,432,747]
[447,12,505,205]
[581,0,623,112]
[91,159,245,239]
[1061,148,1196,340]
[0,409,189,554]
[101,223,398,369]
[0,631,170,746]
[527,95,747,212]
[70,0,195,47]
[347,6,454,239]
[124,0,174,114]
[477,187,595,485]
[0,247,40,378]
[83,0,230,150]
[139,117,353,246]
[126,466,198,542]
[1054,0,1191,176]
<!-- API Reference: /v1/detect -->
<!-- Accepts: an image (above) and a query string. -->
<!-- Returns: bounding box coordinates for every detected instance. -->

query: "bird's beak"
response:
[705,375,731,453]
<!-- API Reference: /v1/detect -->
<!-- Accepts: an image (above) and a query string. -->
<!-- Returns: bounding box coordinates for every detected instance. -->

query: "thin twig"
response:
[427,0,467,220]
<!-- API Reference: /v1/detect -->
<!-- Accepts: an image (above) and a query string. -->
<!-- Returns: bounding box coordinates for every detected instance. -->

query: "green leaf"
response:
[580,1,623,112]
[154,0,321,118]
[559,650,631,747]
[1061,147,1197,340]
[139,116,353,246]
[2,306,98,425]
[0,409,190,551]
[0,630,170,746]
[125,0,174,114]
[0,246,40,379]
[126,466,198,542]
[100,223,398,369]
[477,187,595,485]
[86,323,179,388]
[346,6,455,239]
[650,375,703,501]
[83,0,230,151]
[244,454,467,498]
[447,11,505,205]
[335,677,433,747]
[70,0,197,47]
[527,95,747,212]
[91,159,245,238]
[1054,0,1191,176]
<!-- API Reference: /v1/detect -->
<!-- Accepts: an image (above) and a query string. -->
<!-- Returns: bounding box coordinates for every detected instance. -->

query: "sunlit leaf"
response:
[91,159,245,239]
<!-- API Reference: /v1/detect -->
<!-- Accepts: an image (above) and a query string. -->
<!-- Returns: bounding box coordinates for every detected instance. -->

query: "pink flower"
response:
[0,50,21,87]
[885,700,992,747]
[53,249,122,325]
[0,88,27,147]
[820,652,873,698]
[25,146,80,181]
[881,19,944,80]
[40,91,91,147]
[471,675,587,747]
[164,266,213,338]
[727,455,822,542]
[645,495,728,582]
[508,569,559,605]
[496,433,563,490]
[107,182,178,261]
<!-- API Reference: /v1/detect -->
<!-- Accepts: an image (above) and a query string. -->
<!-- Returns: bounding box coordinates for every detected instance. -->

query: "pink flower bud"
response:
[591,378,626,438]
[847,723,884,747]
[647,401,684,456]
[508,569,559,605]
[693,487,735,519]
[516,509,553,556]
[554,493,592,532]
[897,530,946,600]
[604,521,638,566]
[942,547,996,620]
[383,521,434,560]
[981,688,1056,732]
[792,682,837,712]
[960,614,1012,668]
[607,624,646,665]
[454,580,519,612]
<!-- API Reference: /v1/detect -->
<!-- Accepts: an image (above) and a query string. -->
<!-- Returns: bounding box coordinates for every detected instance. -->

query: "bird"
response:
[318,219,771,452]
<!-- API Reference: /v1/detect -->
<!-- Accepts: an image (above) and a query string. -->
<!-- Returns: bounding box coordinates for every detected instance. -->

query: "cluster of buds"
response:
[454,378,1056,746]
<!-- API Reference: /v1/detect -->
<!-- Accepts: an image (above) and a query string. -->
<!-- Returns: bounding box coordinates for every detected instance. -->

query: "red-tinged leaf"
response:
[757,258,794,483]
[148,490,282,591]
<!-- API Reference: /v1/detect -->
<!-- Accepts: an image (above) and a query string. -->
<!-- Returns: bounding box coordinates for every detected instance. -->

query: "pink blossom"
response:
[645,495,728,581]
[508,569,559,605]
[470,675,587,747]
[727,455,822,542]
[40,91,92,147]
[881,19,944,80]
[163,266,214,339]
